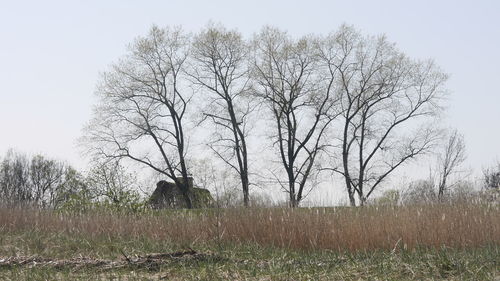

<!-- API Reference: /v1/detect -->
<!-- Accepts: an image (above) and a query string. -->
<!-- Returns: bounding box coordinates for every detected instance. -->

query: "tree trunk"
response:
[348,189,356,207]
[290,196,299,208]
[179,182,193,209]
[358,194,366,206]
[343,173,356,206]
[288,177,299,208]
[178,159,193,209]
[241,172,250,207]
[438,178,446,202]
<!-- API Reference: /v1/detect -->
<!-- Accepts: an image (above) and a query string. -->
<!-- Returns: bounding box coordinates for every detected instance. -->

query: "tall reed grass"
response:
[0,204,497,252]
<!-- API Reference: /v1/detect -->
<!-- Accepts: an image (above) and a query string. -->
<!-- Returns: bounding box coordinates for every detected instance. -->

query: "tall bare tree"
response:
[190,25,253,207]
[82,26,194,208]
[436,129,466,200]
[320,25,447,206]
[251,27,337,207]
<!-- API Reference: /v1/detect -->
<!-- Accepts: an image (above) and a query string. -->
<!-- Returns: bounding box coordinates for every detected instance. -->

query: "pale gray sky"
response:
[1,0,499,177]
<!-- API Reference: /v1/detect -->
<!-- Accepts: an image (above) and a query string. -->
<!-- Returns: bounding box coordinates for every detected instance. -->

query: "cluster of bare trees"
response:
[83,24,452,207]
[403,129,468,204]
[0,150,85,208]
[251,27,339,207]
[317,27,448,206]
[0,149,146,209]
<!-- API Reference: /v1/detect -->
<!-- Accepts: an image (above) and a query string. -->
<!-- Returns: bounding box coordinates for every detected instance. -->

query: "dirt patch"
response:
[0,249,220,271]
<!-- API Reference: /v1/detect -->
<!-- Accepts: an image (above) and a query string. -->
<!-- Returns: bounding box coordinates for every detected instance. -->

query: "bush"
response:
[58,189,148,214]
[373,189,401,206]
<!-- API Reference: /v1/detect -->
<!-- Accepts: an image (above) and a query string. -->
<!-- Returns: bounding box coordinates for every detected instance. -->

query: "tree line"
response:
[0,150,83,208]
[0,148,498,209]
[0,150,144,210]
[76,24,494,208]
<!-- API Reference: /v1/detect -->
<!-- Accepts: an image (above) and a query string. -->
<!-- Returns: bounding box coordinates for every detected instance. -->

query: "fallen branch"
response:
[0,249,217,271]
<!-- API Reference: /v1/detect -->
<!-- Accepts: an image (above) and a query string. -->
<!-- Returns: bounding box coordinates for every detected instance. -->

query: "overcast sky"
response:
[1,0,499,180]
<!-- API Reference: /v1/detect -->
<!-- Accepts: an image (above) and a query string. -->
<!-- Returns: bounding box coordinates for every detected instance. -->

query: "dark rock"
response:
[149,177,214,209]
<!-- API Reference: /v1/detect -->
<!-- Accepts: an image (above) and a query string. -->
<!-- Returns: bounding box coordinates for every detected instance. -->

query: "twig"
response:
[120,249,131,264]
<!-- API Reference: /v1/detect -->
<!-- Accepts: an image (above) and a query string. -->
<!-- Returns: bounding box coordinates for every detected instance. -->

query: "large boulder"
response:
[149,177,214,209]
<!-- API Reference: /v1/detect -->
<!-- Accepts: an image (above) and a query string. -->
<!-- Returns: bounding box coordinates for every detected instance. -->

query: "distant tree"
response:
[320,25,447,206]
[251,27,338,207]
[30,154,66,207]
[85,160,138,205]
[82,26,194,208]
[436,129,466,201]
[483,162,500,203]
[51,166,88,209]
[373,189,400,206]
[190,24,253,207]
[449,180,478,202]
[483,163,500,190]
[189,157,241,207]
[0,150,31,205]
[401,179,437,205]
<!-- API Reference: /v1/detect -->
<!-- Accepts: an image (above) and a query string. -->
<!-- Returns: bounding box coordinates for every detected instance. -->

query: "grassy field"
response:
[0,204,498,280]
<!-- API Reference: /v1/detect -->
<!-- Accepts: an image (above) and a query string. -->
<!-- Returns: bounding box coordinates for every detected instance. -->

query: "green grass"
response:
[1,248,498,280]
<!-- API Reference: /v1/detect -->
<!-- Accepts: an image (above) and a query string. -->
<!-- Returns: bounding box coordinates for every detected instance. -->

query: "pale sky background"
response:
[0,0,499,203]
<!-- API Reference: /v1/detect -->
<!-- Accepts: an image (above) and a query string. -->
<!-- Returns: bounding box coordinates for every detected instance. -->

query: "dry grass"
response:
[0,204,498,280]
[0,203,497,252]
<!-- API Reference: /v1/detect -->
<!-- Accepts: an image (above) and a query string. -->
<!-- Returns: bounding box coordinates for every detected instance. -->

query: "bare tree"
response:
[86,160,138,205]
[436,129,466,200]
[0,150,31,205]
[189,157,241,207]
[401,179,437,205]
[480,162,500,202]
[251,27,337,207]
[30,155,66,207]
[320,25,447,206]
[483,162,500,191]
[190,25,253,207]
[52,166,88,209]
[82,26,194,208]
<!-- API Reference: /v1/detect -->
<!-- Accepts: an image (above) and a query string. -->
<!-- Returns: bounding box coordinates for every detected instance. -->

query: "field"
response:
[0,204,498,280]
